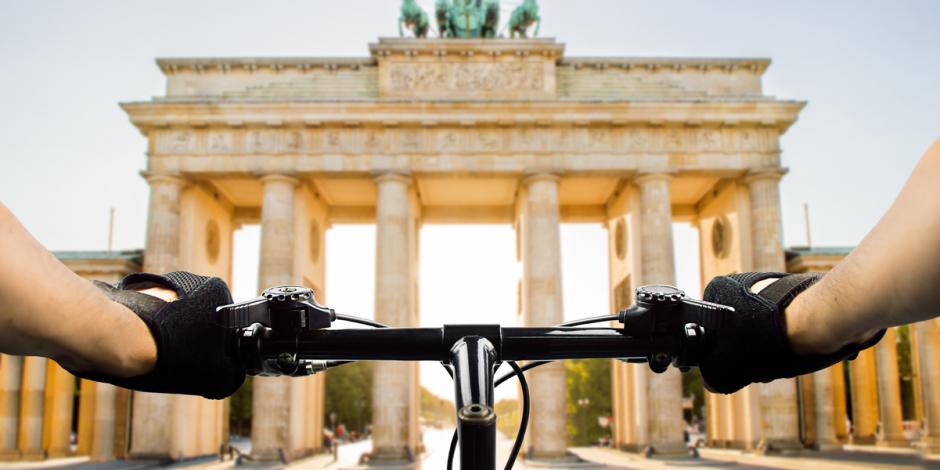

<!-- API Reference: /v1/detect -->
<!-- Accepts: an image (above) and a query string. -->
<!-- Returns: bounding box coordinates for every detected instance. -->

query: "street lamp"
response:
[577,397,591,445]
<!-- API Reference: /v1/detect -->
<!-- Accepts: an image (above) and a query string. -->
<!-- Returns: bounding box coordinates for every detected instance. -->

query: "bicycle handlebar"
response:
[217,284,733,469]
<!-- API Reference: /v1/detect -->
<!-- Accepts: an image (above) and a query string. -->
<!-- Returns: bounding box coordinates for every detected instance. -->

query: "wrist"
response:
[55,301,156,377]
[785,282,881,355]
[785,284,841,355]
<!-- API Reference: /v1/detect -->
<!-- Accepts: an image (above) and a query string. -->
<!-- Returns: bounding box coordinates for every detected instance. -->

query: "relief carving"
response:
[171,131,194,152]
[400,129,421,152]
[323,130,342,152]
[363,129,384,152]
[588,128,611,151]
[663,128,685,151]
[283,131,303,152]
[247,130,274,152]
[697,129,722,151]
[208,131,233,153]
[437,129,460,151]
[154,125,779,156]
[387,61,544,94]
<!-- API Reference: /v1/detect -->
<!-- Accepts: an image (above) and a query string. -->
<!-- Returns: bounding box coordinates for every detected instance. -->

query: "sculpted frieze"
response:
[387,61,544,93]
[151,126,781,156]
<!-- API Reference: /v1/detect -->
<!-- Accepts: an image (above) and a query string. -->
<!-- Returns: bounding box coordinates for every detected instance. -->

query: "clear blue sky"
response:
[1,0,938,400]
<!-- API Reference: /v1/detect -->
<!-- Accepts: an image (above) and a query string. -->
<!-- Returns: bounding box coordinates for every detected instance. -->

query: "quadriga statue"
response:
[434,0,500,38]
[399,0,430,38]
[508,0,540,38]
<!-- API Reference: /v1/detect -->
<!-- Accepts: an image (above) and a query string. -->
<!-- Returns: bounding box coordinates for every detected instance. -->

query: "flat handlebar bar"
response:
[218,284,733,470]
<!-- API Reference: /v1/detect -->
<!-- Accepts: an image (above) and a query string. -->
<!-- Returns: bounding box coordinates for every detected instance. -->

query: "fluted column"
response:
[142,174,186,273]
[850,349,879,444]
[517,174,567,458]
[251,174,299,460]
[914,320,940,452]
[130,174,186,457]
[0,355,23,459]
[812,368,839,449]
[634,173,685,454]
[875,328,905,446]
[17,357,47,459]
[745,169,800,449]
[92,383,117,461]
[371,173,419,460]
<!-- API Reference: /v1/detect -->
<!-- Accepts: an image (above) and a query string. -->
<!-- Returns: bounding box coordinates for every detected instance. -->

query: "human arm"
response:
[0,201,156,376]
[786,136,940,354]
[697,137,939,393]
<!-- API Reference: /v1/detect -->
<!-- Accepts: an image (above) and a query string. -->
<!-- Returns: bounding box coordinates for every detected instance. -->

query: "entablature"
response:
[122,100,805,134]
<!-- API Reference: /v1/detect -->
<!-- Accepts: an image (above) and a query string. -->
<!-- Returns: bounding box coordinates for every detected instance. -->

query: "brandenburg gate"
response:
[6,33,938,464]
[120,36,805,460]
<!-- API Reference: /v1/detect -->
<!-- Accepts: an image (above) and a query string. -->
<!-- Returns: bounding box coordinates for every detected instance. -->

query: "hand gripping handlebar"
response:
[217,284,733,469]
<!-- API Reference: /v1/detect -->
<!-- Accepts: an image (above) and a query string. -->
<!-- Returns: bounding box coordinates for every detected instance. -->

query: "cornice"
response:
[156,57,376,75]
[560,57,771,75]
[120,100,806,133]
[369,37,565,60]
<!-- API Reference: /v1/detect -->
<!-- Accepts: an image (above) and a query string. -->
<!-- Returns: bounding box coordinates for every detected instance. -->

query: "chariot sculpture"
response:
[399,0,541,39]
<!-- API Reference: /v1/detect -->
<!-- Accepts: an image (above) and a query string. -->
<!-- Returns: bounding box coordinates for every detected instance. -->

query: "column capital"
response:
[521,172,560,186]
[633,171,674,186]
[258,173,299,186]
[140,171,188,187]
[744,167,788,184]
[373,172,412,185]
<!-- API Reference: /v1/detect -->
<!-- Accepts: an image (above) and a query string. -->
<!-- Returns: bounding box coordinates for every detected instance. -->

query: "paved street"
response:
[3,428,940,470]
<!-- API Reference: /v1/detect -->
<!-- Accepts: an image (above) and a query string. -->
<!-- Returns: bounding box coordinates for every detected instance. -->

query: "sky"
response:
[1,1,938,402]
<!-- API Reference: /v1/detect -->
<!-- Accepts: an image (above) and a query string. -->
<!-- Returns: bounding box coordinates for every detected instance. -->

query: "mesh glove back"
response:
[699,272,885,394]
[69,271,245,400]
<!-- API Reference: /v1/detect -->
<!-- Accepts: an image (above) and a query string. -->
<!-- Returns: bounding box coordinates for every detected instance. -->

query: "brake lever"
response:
[217,286,336,376]
[619,285,733,373]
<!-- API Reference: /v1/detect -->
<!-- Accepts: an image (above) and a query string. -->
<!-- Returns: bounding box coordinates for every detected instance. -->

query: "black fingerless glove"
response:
[699,272,885,394]
[70,271,245,400]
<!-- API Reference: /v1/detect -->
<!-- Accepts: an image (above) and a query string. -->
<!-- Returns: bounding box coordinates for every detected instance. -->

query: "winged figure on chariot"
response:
[399,0,541,39]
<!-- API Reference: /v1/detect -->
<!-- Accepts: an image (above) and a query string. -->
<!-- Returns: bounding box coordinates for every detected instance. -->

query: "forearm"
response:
[787,137,940,354]
[0,202,155,376]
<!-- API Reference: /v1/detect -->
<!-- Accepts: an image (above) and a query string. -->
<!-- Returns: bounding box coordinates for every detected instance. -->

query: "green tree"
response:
[324,361,373,434]
[421,387,456,427]
[565,359,612,446]
[229,379,252,437]
[682,368,705,421]
[495,398,521,438]
[897,325,916,420]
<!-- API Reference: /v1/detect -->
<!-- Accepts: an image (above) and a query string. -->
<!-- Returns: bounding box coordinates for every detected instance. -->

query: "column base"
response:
[17,449,47,461]
[523,451,592,467]
[813,440,843,451]
[917,437,940,455]
[755,438,804,454]
[876,437,911,448]
[849,435,877,445]
[615,443,695,458]
[0,449,21,461]
[358,447,416,467]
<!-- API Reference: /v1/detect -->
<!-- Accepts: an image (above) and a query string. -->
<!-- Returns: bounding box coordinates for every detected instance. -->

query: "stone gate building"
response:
[1,36,939,462]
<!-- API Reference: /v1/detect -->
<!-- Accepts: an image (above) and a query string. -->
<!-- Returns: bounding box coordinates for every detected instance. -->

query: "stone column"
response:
[371,174,419,460]
[914,320,940,452]
[251,174,298,460]
[745,169,800,449]
[43,363,75,457]
[130,174,185,458]
[0,355,23,459]
[517,174,567,458]
[17,357,47,459]
[634,173,685,454]
[850,349,879,444]
[92,384,117,461]
[875,328,905,446]
[812,368,839,449]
